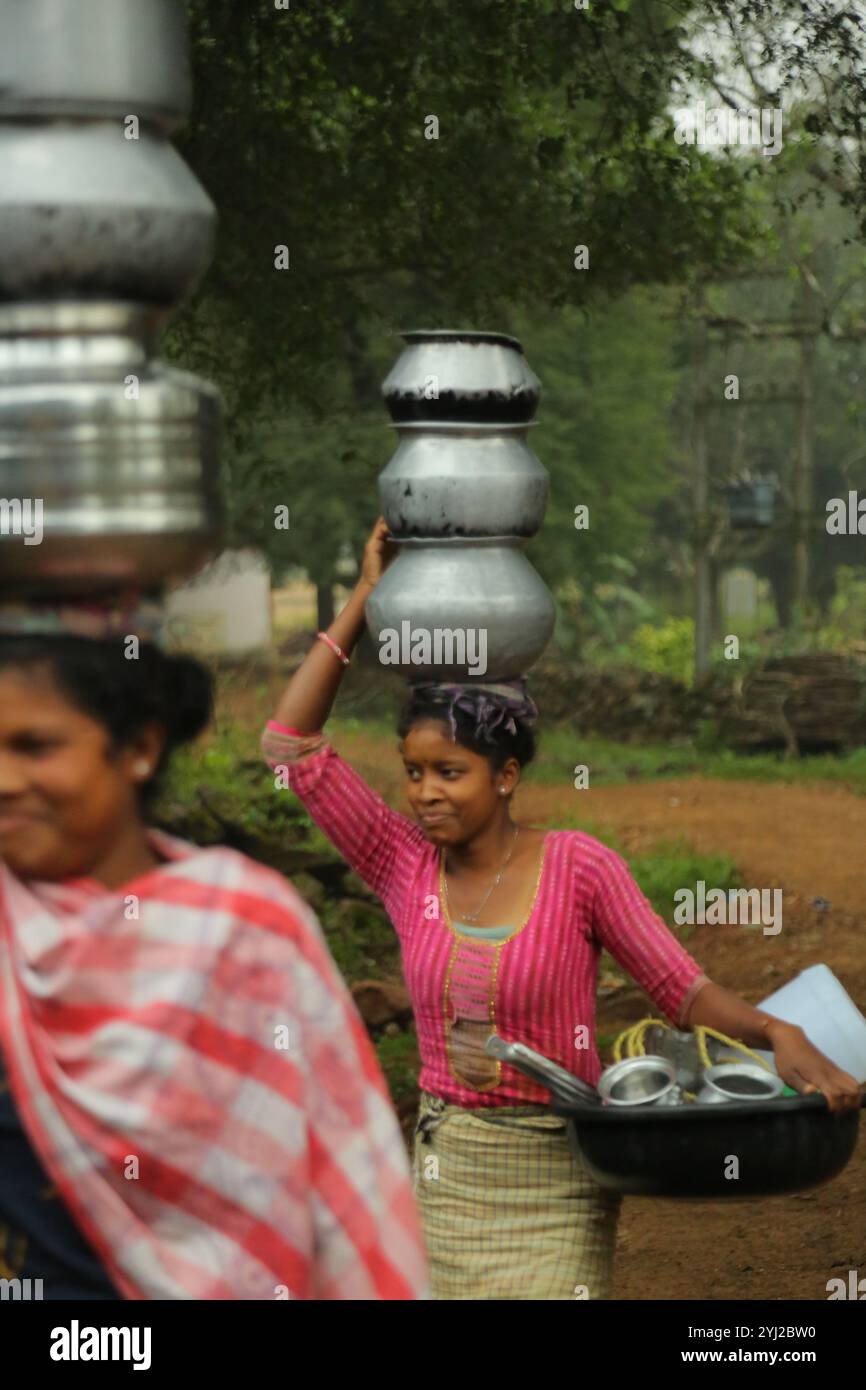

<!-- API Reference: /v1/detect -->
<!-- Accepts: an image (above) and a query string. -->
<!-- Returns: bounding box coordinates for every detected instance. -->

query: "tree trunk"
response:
[692,286,712,679]
[709,554,722,649]
[792,331,816,621]
[764,552,793,629]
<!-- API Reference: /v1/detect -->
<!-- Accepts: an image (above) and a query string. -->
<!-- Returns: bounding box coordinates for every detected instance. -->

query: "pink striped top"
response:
[270,740,711,1108]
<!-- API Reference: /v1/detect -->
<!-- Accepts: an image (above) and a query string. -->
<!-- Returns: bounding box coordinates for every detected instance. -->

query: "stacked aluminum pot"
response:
[367,331,555,681]
[0,0,222,597]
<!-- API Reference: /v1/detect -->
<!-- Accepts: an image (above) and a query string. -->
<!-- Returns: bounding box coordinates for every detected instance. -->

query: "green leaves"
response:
[172,0,866,603]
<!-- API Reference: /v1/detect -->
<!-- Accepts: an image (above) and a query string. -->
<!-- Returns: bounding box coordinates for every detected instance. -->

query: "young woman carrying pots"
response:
[0,598,426,1300]
[262,517,861,1301]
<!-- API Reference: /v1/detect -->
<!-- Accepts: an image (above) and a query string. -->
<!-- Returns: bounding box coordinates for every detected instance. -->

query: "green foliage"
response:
[177,0,762,422]
[171,0,770,585]
[628,840,741,931]
[525,730,697,786]
[154,725,317,845]
[630,617,695,683]
[374,1029,421,1106]
[514,290,681,605]
[166,0,866,637]
[694,718,725,754]
[812,567,866,650]
[320,897,401,983]
[156,721,404,981]
[525,724,866,791]
[697,744,866,792]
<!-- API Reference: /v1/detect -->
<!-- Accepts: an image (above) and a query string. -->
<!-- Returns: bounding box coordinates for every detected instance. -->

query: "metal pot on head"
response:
[382,330,541,425]
[0,122,215,305]
[0,0,191,132]
[378,423,549,538]
[365,537,555,681]
[0,302,222,595]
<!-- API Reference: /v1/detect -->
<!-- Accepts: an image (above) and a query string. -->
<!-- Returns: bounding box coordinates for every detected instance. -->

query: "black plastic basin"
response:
[551,1092,865,1199]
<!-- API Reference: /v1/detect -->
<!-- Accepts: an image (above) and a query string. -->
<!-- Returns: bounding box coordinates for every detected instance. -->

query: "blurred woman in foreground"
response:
[0,595,426,1300]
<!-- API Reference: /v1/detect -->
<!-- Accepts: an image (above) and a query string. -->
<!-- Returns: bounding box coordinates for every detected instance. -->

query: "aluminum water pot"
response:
[382,330,541,425]
[378,423,549,538]
[364,537,555,680]
[0,122,215,305]
[0,0,191,131]
[0,304,222,595]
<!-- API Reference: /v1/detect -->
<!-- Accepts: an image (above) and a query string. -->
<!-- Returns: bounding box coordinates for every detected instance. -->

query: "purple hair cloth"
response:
[408,676,539,744]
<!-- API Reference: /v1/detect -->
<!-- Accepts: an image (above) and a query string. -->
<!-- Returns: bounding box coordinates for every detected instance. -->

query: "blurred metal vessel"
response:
[382,330,541,425]
[0,0,190,131]
[0,303,222,595]
[0,302,167,380]
[378,423,549,538]
[0,123,215,305]
[365,537,555,681]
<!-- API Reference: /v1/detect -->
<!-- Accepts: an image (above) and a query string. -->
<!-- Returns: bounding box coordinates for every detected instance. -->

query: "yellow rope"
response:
[612,1017,773,1101]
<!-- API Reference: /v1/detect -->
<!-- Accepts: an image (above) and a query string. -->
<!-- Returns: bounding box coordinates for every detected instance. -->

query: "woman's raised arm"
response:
[271,518,397,734]
[262,518,427,918]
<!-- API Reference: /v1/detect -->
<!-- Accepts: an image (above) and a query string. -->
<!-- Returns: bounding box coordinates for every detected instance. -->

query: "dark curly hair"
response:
[396,686,537,773]
[0,634,213,812]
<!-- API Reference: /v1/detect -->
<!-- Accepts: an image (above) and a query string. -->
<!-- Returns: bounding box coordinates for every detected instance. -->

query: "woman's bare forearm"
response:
[685,980,799,1050]
[270,579,375,733]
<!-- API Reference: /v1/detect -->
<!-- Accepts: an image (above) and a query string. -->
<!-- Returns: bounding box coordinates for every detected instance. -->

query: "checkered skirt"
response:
[412,1091,621,1300]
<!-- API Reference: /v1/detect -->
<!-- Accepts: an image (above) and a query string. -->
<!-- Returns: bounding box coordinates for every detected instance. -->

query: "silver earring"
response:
[499,787,507,795]
[133,760,151,776]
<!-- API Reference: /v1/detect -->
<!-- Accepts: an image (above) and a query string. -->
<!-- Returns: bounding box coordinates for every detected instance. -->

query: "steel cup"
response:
[597,1056,679,1108]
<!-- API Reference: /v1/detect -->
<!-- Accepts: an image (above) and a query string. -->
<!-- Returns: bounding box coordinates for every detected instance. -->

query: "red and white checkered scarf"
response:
[0,829,427,1300]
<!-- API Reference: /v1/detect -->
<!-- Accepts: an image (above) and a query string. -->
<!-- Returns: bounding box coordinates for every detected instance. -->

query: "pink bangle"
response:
[317,631,350,666]
[266,719,310,736]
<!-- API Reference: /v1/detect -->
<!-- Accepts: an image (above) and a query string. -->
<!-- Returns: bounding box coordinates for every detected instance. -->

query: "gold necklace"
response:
[443,824,521,923]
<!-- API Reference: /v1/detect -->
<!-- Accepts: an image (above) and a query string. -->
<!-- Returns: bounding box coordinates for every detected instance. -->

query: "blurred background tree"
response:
[169,0,866,648]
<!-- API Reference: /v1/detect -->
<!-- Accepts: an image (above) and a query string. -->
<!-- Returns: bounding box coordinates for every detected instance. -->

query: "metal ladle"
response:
[485,1034,600,1106]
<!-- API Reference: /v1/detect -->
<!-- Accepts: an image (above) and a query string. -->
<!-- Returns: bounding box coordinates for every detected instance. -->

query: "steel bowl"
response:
[382,330,541,425]
[364,536,555,680]
[597,1056,679,1107]
[0,0,191,131]
[696,1063,785,1105]
[378,423,549,538]
[0,123,215,305]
